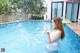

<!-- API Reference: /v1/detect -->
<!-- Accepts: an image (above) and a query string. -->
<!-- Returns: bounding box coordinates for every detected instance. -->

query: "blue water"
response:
[0,20,80,53]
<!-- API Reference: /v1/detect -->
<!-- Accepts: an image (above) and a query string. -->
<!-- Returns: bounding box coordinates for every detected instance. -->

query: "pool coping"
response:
[66,23,80,36]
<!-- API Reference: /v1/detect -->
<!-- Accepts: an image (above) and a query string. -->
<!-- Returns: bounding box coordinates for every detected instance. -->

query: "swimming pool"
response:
[0,20,80,53]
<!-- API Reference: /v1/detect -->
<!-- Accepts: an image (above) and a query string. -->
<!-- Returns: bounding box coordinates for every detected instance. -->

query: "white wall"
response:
[44,0,51,20]
[78,5,80,22]
[63,1,66,20]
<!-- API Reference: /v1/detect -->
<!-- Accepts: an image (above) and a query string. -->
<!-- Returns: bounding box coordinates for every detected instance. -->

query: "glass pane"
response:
[57,3,63,18]
[66,3,72,20]
[52,3,58,18]
[71,3,78,21]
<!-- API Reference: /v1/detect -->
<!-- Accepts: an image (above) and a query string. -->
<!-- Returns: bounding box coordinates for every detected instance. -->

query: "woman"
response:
[45,17,65,53]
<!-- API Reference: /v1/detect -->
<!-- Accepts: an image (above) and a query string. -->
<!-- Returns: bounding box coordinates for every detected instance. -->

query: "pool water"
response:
[0,20,80,53]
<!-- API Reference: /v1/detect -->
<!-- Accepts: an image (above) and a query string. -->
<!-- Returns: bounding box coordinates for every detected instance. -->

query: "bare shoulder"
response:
[56,30,61,33]
[54,30,61,34]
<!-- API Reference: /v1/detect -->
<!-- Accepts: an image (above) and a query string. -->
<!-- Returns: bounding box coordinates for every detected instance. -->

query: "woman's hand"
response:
[45,30,51,43]
[45,30,50,35]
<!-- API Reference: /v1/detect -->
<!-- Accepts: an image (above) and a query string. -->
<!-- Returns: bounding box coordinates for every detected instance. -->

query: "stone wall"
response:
[0,12,31,23]
[0,14,8,23]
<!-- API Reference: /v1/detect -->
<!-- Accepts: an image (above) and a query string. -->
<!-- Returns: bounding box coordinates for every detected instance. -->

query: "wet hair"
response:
[53,17,65,39]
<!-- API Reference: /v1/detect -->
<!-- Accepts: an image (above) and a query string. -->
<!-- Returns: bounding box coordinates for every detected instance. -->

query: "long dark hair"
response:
[53,17,65,39]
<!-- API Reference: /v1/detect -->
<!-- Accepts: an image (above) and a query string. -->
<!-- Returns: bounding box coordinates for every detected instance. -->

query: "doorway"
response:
[66,2,79,22]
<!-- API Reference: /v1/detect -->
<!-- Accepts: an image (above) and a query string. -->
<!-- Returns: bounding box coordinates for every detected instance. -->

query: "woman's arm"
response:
[47,32,51,43]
